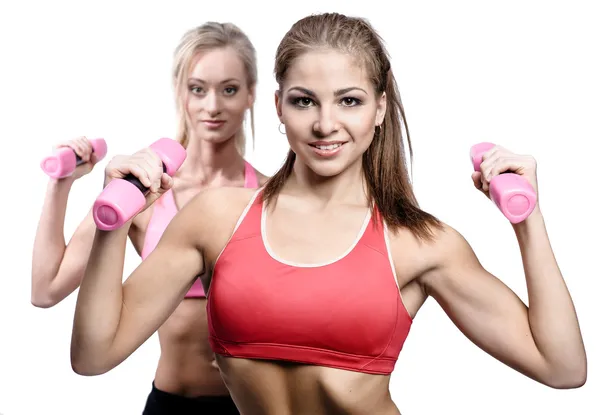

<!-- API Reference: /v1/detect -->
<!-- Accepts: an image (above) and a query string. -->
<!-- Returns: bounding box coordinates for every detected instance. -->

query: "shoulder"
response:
[184,186,258,214]
[175,186,260,248]
[386,219,477,288]
[420,222,480,295]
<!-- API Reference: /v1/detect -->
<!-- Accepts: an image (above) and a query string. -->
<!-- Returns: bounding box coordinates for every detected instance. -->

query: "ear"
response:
[375,92,387,126]
[274,90,284,122]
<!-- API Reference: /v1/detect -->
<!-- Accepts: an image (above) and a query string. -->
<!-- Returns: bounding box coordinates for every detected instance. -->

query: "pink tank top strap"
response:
[244,160,259,188]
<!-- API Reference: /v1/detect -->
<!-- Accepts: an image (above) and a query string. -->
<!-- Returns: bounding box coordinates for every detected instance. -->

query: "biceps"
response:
[113,240,203,357]
[427,267,547,376]
[434,270,526,340]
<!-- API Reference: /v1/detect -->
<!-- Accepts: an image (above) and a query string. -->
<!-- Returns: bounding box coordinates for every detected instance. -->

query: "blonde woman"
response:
[32,22,267,414]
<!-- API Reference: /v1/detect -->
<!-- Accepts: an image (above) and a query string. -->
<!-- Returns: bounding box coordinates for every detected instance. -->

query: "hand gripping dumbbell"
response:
[470,142,537,224]
[40,138,108,179]
[92,138,187,231]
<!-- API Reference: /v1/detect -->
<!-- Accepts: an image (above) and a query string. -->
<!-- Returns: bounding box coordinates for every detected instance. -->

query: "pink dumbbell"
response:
[40,138,108,179]
[92,138,187,231]
[470,142,537,224]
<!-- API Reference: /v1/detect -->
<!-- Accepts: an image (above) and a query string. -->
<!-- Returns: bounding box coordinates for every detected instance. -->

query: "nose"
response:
[205,90,221,116]
[313,107,340,137]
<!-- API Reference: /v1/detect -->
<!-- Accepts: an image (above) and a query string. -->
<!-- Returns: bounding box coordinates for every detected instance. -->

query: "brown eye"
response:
[341,97,360,107]
[292,97,314,108]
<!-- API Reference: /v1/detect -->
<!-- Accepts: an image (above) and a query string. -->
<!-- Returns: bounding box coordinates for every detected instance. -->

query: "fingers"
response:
[56,136,94,162]
[476,145,537,192]
[471,171,484,192]
[89,152,99,165]
[105,147,168,193]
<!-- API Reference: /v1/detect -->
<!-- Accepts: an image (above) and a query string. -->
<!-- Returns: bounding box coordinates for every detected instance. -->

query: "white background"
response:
[0,0,598,414]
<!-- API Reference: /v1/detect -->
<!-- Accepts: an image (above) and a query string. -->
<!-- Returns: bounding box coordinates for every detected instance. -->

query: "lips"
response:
[202,120,225,128]
[308,140,347,157]
[308,140,347,149]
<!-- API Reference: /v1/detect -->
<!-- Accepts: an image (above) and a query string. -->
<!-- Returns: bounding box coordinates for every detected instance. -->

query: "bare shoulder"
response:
[176,186,259,257]
[396,221,480,295]
[387,221,475,288]
[184,186,258,216]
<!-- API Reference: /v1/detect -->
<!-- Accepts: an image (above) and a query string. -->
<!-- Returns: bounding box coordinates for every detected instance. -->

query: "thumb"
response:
[159,173,174,192]
[471,171,483,191]
[471,171,490,198]
[143,174,174,209]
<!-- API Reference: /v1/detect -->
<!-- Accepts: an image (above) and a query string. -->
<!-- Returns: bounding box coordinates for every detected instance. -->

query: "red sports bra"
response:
[207,190,413,375]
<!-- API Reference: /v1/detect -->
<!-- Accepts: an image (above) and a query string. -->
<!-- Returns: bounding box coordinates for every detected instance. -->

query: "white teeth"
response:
[315,143,341,150]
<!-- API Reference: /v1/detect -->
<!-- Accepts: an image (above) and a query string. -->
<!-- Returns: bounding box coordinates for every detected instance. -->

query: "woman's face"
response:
[185,46,254,145]
[276,50,386,178]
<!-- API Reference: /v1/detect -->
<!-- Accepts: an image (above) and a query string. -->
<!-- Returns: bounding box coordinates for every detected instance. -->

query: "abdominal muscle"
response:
[216,356,401,415]
[152,298,230,397]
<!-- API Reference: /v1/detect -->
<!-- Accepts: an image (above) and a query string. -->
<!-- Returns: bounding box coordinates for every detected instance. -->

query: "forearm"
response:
[514,207,586,383]
[71,225,130,375]
[31,179,74,304]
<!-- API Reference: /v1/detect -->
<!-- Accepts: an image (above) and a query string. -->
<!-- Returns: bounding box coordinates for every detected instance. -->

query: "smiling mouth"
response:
[309,142,346,150]
[308,141,347,157]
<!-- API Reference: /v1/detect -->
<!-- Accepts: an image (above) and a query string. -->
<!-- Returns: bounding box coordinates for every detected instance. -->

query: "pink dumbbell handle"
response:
[40,138,108,179]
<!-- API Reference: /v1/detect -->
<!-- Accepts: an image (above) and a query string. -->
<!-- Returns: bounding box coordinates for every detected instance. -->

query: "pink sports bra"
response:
[141,161,259,298]
[207,190,413,375]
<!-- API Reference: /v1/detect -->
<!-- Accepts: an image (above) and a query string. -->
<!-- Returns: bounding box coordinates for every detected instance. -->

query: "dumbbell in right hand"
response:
[41,138,108,179]
[92,138,187,231]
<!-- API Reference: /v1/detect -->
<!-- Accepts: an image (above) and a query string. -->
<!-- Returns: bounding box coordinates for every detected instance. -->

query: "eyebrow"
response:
[188,77,241,84]
[287,86,368,97]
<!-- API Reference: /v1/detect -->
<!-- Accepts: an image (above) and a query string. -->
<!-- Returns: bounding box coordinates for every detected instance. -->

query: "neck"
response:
[177,132,246,186]
[286,158,367,208]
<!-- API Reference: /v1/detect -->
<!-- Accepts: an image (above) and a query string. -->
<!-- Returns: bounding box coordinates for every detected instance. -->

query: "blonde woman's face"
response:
[184,47,254,145]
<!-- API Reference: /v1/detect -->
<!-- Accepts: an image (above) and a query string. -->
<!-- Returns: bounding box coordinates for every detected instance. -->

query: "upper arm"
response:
[419,225,549,383]
[108,195,208,363]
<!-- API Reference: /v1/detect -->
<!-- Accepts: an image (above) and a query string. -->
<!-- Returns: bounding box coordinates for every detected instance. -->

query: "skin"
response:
[70,49,586,415]
[32,46,268,398]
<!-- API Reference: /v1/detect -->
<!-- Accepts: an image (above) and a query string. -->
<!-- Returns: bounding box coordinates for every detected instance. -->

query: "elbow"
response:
[70,342,115,376]
[30,290,59,309]
[545,364,587,389]
[71,363,107,377]
[70,353,112,377]
[31,278,72,308]
[30,276,63,308]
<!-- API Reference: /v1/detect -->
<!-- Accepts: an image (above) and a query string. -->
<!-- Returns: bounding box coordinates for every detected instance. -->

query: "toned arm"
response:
[70,191,208,375]
[420,220,586,389]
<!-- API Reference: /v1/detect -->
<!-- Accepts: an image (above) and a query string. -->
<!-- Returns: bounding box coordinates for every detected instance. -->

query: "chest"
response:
[264,205,372,265]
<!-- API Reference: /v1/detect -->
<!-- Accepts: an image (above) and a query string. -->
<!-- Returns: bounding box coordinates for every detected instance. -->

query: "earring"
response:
[375,124,381,135]
[278,122,286,135]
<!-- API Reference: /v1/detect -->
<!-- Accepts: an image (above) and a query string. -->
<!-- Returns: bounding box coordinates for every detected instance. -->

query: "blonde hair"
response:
[172,22,257,155]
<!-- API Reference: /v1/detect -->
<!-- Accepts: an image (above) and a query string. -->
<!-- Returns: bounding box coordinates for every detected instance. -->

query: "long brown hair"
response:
[262,13,442,240]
